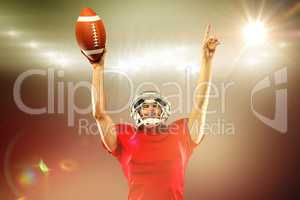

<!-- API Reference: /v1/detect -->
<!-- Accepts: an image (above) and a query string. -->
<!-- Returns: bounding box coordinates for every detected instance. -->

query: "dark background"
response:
[0,0,300,199]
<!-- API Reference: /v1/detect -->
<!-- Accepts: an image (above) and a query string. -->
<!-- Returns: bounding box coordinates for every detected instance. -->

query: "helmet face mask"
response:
[130,91,171,128]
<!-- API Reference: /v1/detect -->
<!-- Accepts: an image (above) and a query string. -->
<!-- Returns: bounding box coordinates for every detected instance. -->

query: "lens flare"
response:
[38,159,49,174]
[27,41,39,49]
[6,30,20,37]
[18,168,36,186]
[243,21,267,45]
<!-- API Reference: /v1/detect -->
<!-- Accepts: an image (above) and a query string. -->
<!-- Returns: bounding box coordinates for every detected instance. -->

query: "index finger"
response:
[203,24,212,41]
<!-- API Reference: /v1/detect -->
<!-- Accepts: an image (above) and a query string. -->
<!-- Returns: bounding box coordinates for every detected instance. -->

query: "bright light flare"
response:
[44,51,57,58]
[27,41,39,49]
[243,21,267,45]
[55,56,70,67]
[43,51,70,68]
[18,168,36,186]
[38,159,49,174]
[117,46,189,73]
[6,30,20,37]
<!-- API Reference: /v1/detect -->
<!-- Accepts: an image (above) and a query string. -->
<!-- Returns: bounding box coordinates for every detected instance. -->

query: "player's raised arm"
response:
[75,8,117,153]
[188,24,220,144]
[83,49,118,152]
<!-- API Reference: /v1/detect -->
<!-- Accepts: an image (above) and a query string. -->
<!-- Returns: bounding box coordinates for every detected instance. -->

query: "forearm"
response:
[91,63,106,118]
[194,58,213,110]
[188,58,213,142]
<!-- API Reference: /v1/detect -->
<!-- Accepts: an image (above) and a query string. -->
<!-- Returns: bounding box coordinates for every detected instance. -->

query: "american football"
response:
[75,7,106,62]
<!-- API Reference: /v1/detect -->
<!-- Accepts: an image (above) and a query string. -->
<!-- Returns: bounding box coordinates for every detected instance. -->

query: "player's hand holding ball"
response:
[75,7,107,68]
[81,48,107,69]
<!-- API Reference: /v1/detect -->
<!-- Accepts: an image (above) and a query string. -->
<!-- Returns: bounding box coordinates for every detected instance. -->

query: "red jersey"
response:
[102,118,200,200]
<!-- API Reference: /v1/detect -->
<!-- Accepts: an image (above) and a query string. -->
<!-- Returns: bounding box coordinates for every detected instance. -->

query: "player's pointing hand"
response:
[202,24,220,60]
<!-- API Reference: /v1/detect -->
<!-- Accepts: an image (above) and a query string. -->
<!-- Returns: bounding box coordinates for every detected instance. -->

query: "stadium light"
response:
[243,21,267,45]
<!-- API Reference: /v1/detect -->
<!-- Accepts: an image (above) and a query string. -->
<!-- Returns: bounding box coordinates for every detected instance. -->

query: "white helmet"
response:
[130,91,171,127]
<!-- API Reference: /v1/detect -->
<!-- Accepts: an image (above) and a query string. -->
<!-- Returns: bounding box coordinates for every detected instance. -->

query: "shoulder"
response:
[115,123,135,132]
[170,118,188,125]
[107,123,136,157]
[168,118,189,135]
[169,117,189,128]
[169,117,200,153]
[114,123,136,140]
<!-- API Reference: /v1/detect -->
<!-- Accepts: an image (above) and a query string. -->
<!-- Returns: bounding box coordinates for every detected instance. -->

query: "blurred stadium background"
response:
[0,0,299,199]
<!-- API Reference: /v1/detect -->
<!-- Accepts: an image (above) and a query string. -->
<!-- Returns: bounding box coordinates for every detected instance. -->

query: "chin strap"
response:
[142,118,161,127]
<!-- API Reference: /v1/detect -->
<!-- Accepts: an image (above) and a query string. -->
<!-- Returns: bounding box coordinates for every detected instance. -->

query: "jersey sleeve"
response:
[171,117,203,155]
[100,123,134,158]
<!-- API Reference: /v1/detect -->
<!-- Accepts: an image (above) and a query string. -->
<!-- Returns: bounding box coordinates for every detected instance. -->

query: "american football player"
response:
[83,24,220,200]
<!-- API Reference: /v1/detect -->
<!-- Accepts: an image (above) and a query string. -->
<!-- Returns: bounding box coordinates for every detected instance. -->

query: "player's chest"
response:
[123,134,184,162]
